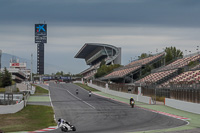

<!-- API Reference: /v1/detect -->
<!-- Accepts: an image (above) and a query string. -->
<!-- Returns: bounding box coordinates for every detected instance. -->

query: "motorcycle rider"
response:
[76,89,78,94]
[58,118,65,127]
[89,90,92,97]
[130,97,135,105]
[58,118,70,127]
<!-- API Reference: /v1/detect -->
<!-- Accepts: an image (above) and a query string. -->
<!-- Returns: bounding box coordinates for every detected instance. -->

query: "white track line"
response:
[66,90,96,109]
[51,86,96,110]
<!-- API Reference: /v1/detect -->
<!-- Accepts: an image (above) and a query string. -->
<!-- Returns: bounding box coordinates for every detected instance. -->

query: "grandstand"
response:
[158,70,200,88]
[102,52,165,83]
[136,52,200,88]
[75,43,121,80]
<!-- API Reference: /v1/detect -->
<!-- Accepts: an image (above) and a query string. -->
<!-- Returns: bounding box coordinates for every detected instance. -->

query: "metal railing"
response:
[91,79,200,103]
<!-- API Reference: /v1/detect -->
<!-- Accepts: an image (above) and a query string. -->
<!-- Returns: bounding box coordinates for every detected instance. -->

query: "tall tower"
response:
[35,24,47,75]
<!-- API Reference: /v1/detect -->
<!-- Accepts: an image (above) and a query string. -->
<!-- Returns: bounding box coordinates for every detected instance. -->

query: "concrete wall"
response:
[88,83,152,104]
[0,101,24,114]
[165,98,200,114]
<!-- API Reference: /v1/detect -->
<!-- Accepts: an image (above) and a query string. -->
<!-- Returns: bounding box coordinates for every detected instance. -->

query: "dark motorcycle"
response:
[130,101,135,108]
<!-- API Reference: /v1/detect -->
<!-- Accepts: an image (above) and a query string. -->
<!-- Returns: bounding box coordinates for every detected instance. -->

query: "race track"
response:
[48,83,187,133]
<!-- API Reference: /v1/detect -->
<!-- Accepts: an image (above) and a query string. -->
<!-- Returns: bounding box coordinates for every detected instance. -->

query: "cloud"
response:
[1,0,200,27]
[1,0,200,74]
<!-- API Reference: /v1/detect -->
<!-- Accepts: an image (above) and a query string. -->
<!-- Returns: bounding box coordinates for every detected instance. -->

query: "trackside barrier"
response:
[0,100,24,114]
[87,83,153,104]
[165,98,200,114]
[0,94,23,101]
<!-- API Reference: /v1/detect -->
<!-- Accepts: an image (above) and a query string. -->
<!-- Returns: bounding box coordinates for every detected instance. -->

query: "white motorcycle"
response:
[59,122,76,132]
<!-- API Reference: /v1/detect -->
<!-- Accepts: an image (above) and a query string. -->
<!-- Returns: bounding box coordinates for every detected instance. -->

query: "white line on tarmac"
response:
[51,85,96,110]
[66,90,96,109]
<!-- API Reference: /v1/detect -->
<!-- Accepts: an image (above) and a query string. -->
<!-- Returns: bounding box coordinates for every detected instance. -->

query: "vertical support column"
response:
[37,43,44,74]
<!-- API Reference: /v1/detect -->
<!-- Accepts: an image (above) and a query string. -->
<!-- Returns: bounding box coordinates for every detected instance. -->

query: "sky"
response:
[1,0,200,74]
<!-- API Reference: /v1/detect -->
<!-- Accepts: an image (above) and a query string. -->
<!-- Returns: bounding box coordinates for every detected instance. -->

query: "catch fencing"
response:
[92,80,200,103]
[92,80,138,95]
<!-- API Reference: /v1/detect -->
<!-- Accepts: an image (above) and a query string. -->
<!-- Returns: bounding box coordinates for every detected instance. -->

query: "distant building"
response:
[1,56,30,82]
[75,43,121,79]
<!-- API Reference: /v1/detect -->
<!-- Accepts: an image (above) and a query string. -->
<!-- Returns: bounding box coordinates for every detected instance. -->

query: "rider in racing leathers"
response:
[58,118,65,127]
[130,97,134,104]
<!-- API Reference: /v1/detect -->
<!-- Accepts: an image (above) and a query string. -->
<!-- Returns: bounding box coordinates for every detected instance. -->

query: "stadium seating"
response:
[128,52,165,67]
[104,66,141,79]
[135,69,177,84]
[159,70,200,88]
[156,54,200,72]
[103,52,165,80]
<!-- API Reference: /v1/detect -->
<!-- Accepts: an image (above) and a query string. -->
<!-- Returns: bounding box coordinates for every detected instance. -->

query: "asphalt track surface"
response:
[48,83,187,133]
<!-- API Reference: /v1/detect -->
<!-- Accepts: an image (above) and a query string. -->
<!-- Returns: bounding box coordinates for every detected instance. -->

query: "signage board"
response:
[10,63,26,68]
[35,36,47,43]
[35,24,47,43]
[35,24,47,36]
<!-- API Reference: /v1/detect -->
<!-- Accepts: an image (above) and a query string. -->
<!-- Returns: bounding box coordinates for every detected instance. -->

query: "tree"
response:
[165,46,183,63]
[138,53,151,60]
[2,67,12,87]
[56,71,64,76]
[95,64,121,78]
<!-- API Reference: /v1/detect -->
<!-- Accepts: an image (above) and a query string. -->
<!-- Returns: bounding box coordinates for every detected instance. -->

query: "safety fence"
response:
[91,80,200,103]
[0,91,30,105]
[92,80,138,95]
[5,85,17,93]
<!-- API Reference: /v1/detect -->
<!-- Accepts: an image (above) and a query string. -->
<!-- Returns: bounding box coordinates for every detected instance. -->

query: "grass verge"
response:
[0,105,57,132]
[32,84,49,95]
[0,88,5,93]
[74,83,99,92]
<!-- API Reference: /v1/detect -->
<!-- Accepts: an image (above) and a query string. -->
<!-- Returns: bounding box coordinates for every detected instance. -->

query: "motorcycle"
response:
[89,92,91,97]
[130,101,135,108]
[60,122,76,132]
[76,91,78,95]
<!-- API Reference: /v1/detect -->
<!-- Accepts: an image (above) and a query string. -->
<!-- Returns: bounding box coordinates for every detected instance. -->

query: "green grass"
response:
[33,85,49,95]
[28,96,50,102]
[0,105,57,132]
[75,83,99,92]
[0,88,5,93]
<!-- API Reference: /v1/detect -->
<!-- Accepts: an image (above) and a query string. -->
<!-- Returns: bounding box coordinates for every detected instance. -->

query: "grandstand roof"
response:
[74,43,118,59]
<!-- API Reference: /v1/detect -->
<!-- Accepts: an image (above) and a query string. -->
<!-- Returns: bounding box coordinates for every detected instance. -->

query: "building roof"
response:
[74,43,119,59]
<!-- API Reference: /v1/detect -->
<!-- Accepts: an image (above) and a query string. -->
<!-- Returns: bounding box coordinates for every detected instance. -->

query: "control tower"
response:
[34,24,47,74]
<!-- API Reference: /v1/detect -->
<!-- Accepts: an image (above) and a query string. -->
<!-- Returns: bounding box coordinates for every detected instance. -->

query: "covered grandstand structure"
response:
[75,43,121,79]
[132,52,200,93]
[102,52,165,83]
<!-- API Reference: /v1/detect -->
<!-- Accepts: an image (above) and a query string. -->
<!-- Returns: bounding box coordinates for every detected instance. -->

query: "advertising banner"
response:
[35,24,47,36]
[35,24,47,43]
